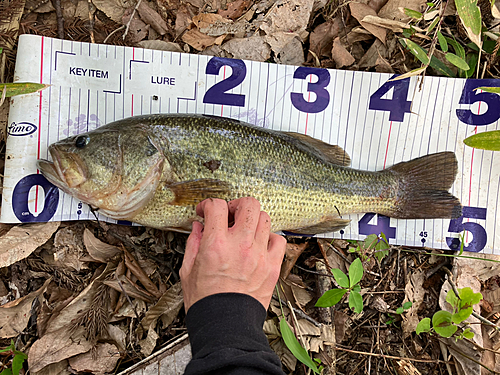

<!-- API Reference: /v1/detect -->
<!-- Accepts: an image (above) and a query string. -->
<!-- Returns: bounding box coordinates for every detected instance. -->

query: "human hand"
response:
[179,197,287,312]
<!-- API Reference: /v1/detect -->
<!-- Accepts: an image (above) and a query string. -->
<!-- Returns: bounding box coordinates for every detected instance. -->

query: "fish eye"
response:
[75,135,89,148]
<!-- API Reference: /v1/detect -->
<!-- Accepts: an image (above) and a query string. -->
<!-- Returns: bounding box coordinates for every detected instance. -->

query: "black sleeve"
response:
[184,293,286,375]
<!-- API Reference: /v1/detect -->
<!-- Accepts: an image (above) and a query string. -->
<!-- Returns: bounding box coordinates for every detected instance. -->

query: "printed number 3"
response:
[291,67,330,113]
[456,79,500,126]
[446,206,487,253]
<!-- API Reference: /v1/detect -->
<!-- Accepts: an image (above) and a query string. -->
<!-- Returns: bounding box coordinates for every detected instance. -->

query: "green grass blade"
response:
[464,130,500,151]
[0,83,49,98]
[279,319,320,373]
[445,53,470,70]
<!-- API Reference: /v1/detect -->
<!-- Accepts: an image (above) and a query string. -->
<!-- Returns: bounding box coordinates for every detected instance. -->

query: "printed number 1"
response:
[369,75,412,122]
[446,206,487,253]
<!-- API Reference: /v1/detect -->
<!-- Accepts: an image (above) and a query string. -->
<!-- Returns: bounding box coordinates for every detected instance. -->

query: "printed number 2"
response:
[291,67,330,113]
[369,75,412,122]
[446,206,487,253]
[12,174,59,222]
[456,79,500,126]
[358,213,396,239]
[203,57,246,107]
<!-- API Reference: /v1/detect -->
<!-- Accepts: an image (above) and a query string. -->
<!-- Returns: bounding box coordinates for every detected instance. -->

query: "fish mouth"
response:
[37,146,88,191]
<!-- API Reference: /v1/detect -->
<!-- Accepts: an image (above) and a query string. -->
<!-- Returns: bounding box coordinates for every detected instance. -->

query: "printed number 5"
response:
[456,79,500,126]
[446,206,487,253]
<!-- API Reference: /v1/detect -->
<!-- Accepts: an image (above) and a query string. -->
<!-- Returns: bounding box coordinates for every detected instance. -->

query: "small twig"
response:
[123,0,143,41]
[87,0,96,43]
[53,0,64,39]
[117,278,143,328]
[272,294,322,327]
[333,346,453,364]
[103,25,125,44]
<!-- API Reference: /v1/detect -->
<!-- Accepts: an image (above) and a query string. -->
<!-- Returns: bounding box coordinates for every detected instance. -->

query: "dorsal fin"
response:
[284,132,351,166]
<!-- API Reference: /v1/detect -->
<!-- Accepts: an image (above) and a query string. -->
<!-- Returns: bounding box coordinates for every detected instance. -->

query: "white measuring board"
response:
[3,34,500,254]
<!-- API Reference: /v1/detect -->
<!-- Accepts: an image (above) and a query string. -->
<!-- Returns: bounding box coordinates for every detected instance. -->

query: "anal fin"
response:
[168,179,231,206]
[287,217,351,235]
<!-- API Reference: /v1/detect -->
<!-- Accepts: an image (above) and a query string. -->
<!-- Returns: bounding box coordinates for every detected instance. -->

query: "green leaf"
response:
[465,53,478,78]
[348,258,364,287]
[445,37,466,59]
[427,16,440,33]
[459,287,482,308]
[446,289,459,310]
[352,284,361,293]
[363,234,378,249]
[429,55,456,77]
[280,319,320,373]
[452,308,473,324]
[462,328,474,339]
[476,86,500,93]
[332,268,350,289]
[401,38,430,65]
[404,8,423,18]
[396,307,404,314]
[438,31,448,52]
[464,130,500,151]
[402,28,414,38]
[433,311,457,338]
[426,2,435,6]
[349,291,363,313]
[12,354,26,375]
[403,301,413,310]
[445,53,470,70]
[316,288,348,307]
[454,0,482,47]
[416,318,431,334]
[0,83,50,98]
[0,369,13,375]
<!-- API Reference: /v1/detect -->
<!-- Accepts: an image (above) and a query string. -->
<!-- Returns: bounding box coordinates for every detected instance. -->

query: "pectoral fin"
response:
[284,132,351,166]
[288,217,351,235]
[167,179,231,206]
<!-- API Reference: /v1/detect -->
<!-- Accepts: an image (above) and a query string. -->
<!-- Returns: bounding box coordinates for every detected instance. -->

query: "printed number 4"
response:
[456,79,500,126]
[446,206,487,253]
[369,75,412,122]
[358,213,397,239]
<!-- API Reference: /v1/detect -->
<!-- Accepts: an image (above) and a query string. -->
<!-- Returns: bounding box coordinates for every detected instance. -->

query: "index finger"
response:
[196,198,229,235]
[227,197,261,235]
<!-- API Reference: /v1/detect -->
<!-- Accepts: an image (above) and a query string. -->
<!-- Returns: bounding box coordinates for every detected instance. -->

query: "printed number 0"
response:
[446,206,487,253]
[12,174,59,222]
[203,57,246,107]
[456,79,500,126]
[291,67,330,113]
[368,75,412,122]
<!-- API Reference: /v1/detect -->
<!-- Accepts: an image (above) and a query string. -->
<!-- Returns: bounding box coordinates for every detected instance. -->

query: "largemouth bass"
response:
[38,114,462,234]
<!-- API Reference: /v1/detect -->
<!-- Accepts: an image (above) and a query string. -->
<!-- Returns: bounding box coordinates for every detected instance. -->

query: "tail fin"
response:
[386,152,462,219]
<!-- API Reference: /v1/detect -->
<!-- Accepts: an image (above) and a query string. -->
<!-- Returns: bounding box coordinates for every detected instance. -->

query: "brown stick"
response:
[53,0,64,39]
[333,346,453,364]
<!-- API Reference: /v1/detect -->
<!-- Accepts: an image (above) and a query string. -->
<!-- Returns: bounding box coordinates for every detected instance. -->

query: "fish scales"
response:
[37,114,462,234]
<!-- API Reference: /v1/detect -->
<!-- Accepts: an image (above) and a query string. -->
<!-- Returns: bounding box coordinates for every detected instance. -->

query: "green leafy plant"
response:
[349,233,390,262]
[464,130,500,151]
[396,301,413,315]
[0,340,27,375]
[316,258,364,313]
[416,287,482,339]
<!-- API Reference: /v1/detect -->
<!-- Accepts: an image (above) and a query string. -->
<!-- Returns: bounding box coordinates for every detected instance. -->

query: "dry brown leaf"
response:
[105,324,127,352]
[175,5,193,37]
[264,32,305,65]
[350,2,386,44]
[28,326,93,373]
[182,28,224,51]
[0,221,60,268]
[122,8,149,43]
[68,343,120,375]
[138,282,183,338]
[104,277,155,303]
[358,38,388,68]
[123,248,161,298]
[368,0,390,12]
[138,40,183,52]
[378,0,426,21]
[218,0,252,19]
[137,1,168,35]
[193,13,232,29]
[222,36,271,61]
[331,38,355,68]
[308,17,342,58]
[0,278,51,338]
[334,310,349,343]
[32,360,70,375]
[280,242,308,280]
[92,0,133,23]
[83,228,121,263]
[259,0,314,36]
[361,15,423,32]
[52,225,86,271]
[402,270,425,338]
[271,336,297,371]
[139,325,160,356]
[375,56,394,73]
